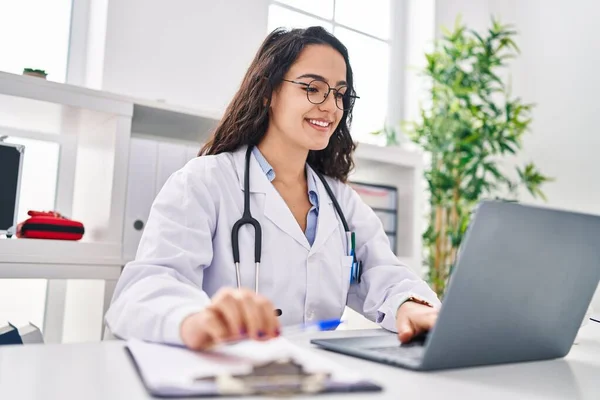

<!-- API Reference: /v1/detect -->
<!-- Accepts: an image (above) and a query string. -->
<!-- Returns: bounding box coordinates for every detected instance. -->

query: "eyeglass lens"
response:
[306,80,353,111]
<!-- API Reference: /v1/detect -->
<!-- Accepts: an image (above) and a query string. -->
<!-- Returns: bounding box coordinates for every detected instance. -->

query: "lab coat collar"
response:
[232,145,311,251]
[306,165,339,255]
[232,145,272,194]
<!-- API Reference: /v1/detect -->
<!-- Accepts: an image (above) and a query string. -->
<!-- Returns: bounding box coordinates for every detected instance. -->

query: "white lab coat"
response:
[105,145,441,344]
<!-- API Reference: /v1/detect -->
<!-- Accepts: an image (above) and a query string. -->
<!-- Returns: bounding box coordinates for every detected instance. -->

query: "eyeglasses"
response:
[282,79,359,111]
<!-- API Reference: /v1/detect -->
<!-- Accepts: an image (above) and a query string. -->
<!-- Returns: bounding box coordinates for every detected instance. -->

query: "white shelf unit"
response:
[0,71,219,342]
[0,70,425,339]
[351,143,424,274]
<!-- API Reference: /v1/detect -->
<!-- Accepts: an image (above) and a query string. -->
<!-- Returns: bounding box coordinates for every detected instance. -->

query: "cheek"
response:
[273,93,307,119]
[334,111,344,128]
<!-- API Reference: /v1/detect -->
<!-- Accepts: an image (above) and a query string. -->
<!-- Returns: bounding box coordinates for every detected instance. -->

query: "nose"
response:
[318,89,338,112]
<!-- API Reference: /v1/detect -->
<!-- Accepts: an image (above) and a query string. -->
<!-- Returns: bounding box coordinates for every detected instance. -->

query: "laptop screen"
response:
[0,143,23,232]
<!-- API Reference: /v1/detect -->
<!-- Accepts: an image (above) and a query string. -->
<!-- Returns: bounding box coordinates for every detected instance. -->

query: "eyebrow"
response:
[295,73,347,87]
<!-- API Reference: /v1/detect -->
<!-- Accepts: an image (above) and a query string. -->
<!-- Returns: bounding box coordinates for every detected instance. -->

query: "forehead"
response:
[287,44,347,83]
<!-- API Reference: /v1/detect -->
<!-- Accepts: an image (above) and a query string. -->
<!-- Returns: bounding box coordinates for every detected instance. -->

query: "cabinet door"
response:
[123,138,158,262]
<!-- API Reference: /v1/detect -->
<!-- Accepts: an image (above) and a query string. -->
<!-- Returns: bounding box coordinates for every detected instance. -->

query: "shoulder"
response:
[183,152,233,174]
[168,152,237,197]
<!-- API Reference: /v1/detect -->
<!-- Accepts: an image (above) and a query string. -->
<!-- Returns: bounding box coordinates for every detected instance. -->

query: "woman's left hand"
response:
[396,301,439,343]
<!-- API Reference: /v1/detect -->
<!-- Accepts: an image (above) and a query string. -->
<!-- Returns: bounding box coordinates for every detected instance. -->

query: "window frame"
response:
[268,0,406,140]
[271,0,391,44]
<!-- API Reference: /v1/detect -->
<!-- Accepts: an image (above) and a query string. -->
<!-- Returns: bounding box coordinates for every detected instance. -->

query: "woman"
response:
[106,26,440,350]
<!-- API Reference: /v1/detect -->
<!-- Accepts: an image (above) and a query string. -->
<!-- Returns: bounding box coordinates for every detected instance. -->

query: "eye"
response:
[334,92,345,99]
[305,86,319,93]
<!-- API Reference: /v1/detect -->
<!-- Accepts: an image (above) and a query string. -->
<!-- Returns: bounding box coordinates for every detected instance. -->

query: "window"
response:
[268,1,392,143]
[0,0,73,82]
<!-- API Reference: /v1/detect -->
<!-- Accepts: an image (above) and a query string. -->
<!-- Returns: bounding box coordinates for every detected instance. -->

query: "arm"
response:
[342,185,441,333]
[105,162,216,344]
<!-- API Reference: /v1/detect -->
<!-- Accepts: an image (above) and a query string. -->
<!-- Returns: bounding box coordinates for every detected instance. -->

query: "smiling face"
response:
[267,44,348,151]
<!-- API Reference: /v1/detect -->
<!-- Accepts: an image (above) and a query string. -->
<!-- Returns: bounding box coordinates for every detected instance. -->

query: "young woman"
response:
[106,26,440,350]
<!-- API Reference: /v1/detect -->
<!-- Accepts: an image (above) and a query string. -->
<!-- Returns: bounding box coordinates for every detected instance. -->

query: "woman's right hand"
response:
[180,288,281,350]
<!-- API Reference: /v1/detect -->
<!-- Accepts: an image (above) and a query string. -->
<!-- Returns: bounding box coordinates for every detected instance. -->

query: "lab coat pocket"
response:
[341,255,354,305]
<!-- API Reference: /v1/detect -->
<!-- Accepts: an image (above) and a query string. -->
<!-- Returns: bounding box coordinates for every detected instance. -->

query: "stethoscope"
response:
[232,146,362,303]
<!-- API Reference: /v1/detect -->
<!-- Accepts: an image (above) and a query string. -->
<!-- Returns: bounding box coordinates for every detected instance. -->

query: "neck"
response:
[257,132,308,184]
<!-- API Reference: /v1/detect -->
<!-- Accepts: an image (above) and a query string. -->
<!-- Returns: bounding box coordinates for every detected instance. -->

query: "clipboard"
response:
[125,338,382,397]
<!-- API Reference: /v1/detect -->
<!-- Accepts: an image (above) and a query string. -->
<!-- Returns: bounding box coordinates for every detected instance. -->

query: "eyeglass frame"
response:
[281,78,359,111]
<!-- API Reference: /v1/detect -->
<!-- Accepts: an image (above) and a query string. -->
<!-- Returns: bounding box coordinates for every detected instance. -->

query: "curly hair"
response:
[199,26,357,182]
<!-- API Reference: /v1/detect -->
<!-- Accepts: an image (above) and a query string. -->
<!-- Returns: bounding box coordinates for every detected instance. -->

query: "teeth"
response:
[308,119,330,127]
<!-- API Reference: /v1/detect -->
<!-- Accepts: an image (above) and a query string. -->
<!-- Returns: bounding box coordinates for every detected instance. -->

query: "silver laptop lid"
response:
[422,200,600,370]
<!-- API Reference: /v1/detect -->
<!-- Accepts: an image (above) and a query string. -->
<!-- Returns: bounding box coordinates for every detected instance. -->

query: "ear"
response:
[266,90,275,109]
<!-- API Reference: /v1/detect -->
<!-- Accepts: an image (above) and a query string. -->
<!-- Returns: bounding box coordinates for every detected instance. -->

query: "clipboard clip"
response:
[197,358,330,396]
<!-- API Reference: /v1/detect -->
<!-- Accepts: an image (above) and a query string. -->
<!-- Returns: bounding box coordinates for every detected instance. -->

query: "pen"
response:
[282,318,343,336]
[591,317,600,324]
[346,232,352,256]
[221,318,344,346]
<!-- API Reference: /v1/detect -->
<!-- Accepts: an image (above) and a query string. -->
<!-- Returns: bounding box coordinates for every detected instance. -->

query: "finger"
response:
[255,295,280,339]
[237,290,262,340]
[402,310,438,343]
[397,317,415,343]
[211,292,243,339]
[202,309,229,344]
[187,330,213,350]
[183,312,224,350]
[412,310,438,334]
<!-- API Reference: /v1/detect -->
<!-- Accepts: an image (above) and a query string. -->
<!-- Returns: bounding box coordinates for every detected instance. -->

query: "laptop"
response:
[0,141,25,236]
[311,200,600,371]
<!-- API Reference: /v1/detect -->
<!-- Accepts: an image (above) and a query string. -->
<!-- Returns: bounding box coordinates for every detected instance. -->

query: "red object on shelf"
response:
[16,211,85,241]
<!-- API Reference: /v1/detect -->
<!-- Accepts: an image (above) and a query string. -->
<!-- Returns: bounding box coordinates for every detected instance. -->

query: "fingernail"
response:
[275,329,281,336]
[240,329,247,336]
[258,330,265,338]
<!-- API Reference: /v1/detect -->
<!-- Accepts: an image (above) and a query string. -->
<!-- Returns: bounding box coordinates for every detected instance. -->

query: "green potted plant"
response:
[22,68,48,79]
[403,17,552,297]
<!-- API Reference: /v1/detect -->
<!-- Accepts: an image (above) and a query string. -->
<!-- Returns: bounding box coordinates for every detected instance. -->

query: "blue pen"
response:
[221,318,344,346]
[282,318,344,336]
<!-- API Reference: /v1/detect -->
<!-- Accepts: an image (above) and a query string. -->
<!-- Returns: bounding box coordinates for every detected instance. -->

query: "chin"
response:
[304,138,331,152]
[303,134,334,152]
[316,142,330,151]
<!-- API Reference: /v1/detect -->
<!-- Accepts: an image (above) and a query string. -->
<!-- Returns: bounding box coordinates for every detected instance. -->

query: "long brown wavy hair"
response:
[200,26,357,182]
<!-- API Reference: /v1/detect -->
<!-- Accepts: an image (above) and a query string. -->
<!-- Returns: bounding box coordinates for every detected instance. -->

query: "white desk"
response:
[0,323,599,399]
[0,239,123,343]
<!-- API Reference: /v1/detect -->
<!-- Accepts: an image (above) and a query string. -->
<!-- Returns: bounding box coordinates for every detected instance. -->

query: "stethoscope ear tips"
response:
[274,309,282,317]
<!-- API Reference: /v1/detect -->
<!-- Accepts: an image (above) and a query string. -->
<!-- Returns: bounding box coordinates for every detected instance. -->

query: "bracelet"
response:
[405,296,434,308]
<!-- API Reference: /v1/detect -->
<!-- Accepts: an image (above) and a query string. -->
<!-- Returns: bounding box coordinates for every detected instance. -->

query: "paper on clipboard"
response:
[126,337,381,397]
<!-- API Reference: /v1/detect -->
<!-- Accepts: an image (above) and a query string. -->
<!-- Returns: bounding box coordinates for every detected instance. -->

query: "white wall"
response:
[101,0,270,114]
[435,0,600,311]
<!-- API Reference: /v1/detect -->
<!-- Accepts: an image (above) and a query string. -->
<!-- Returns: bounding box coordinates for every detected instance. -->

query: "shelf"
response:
[0,71,132,117]
[0,238,123,266]
[354,142,423,169]
[0,71,221,143]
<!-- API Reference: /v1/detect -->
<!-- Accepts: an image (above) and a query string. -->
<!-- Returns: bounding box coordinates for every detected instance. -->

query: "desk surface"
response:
[1,323,599,400]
